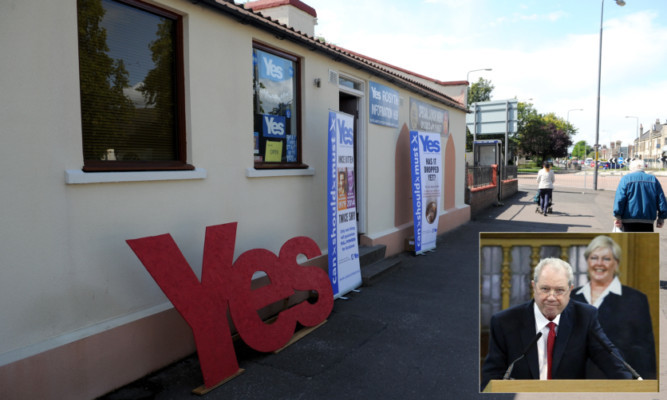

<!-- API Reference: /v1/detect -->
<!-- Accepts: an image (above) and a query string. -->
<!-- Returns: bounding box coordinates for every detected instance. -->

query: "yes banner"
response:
[255,49,293,82]
[410,131,442,254]
[327,111,362,297]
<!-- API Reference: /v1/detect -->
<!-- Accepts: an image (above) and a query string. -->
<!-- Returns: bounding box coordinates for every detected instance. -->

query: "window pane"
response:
[77,0,177,163]
[253,47,298,164]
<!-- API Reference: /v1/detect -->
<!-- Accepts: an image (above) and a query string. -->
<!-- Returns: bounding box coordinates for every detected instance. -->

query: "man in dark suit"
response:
[481,258,632,391]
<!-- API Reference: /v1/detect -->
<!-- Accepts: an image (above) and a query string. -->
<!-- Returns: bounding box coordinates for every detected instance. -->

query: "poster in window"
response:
[410,130,442,254]
[256,49,294,82]
[262,114,286,139]
[265,140,283,162]
[253,132,259,155]
[327,110,362,298]
[286,134,297,162]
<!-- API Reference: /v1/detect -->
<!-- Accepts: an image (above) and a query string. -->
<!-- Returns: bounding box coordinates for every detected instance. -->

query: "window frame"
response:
[78,0,192,172]
[252,41,307,170]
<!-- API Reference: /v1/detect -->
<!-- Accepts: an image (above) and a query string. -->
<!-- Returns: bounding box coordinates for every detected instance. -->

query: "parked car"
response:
[601,161,623,170]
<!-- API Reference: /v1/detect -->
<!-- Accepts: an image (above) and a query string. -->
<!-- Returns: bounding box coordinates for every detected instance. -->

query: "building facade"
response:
[0,0,470,398]
[634,119,667,166]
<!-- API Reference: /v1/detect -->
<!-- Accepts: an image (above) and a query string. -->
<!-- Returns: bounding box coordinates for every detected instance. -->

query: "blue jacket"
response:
[613,171,667,224]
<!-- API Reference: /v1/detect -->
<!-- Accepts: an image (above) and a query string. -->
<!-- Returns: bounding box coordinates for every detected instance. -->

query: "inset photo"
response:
[479,233,659,393]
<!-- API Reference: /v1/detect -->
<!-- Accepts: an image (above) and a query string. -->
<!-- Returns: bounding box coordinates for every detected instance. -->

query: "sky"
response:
[242,0,667,151]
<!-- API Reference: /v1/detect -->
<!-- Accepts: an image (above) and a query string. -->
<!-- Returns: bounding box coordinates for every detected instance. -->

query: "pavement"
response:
[101,183,667,400]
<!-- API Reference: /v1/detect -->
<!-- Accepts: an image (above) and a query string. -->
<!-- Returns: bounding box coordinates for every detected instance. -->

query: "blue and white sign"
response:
[262,114,286,139]
[369,81,399,128]
[256,49,293,82]
[327,110,362,298]
[410,131,442,254]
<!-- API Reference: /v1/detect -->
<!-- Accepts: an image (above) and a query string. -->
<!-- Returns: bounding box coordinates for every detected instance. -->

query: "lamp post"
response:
[567,108,583,123]
[566,109,583,168]
[625,115,639,157]
[593,0,625,190]
[467,68,493,84]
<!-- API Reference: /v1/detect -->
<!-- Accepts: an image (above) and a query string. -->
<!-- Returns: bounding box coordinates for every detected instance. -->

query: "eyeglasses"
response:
[537,286,569,297]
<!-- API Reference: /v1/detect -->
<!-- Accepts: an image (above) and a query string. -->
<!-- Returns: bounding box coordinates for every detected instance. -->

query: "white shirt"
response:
[533,302,561,380]
[575,276,623,308]
[536,168,555,189]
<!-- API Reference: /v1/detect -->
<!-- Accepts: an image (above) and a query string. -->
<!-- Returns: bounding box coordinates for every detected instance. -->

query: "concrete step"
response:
[358,244,386,267]
[361,256,402,286]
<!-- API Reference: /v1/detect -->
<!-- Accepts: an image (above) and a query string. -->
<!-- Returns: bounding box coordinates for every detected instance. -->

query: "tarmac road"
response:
[102,186,666,400]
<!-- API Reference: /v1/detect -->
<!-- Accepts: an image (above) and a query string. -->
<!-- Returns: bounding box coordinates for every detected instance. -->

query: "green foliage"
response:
[571,141,592,160]
[516,109,573,164]
[467,77,494,106]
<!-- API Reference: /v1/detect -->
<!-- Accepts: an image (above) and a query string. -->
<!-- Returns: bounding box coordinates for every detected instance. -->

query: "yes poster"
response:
[410,131,442,254]
[327,111,362,298]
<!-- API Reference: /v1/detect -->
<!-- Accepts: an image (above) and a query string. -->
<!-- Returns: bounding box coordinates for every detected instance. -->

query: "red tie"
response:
[547,322,556,379]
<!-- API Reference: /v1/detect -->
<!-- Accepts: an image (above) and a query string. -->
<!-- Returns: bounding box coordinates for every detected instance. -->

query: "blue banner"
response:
[262,114,286,139]
[256,49,293,82]
[369,81,399,128]
[327,111,362,298]
[410,131,442,254]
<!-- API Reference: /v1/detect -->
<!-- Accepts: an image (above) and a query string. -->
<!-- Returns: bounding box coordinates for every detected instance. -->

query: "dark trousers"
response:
[539,188,552,214]
[622,222,654,232]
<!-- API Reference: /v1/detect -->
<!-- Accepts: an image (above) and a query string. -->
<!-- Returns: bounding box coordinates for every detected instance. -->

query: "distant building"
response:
[634,119,667,166]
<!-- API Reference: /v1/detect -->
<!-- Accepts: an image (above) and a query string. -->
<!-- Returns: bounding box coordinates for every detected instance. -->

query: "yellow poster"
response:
[265,140,283,162]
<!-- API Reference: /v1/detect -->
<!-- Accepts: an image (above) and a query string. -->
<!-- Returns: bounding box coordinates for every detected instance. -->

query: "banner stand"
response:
[409,131,443,255]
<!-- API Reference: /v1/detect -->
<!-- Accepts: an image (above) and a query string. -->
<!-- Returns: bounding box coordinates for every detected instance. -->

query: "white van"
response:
[584,158,593,167]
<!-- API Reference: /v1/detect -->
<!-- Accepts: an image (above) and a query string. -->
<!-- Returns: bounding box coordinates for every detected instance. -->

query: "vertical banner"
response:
[410,131,442,254]
[327,111,362,298]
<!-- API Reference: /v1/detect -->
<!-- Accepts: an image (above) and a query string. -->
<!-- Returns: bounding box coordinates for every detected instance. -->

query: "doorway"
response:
[338,81,366,234]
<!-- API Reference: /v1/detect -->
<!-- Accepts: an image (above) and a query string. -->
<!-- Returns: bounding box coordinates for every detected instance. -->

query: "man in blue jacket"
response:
[613,159,667,232]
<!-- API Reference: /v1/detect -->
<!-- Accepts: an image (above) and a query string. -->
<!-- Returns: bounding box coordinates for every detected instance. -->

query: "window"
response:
[252,43,304,169]
[77,0,190,171]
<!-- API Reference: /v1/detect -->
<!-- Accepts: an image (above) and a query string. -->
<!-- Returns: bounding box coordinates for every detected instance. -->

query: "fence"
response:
[466,165,517,188]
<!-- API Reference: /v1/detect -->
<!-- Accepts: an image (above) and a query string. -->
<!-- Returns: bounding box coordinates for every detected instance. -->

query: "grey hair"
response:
[629,159,645,172]
[533,257,574,287]
[584,235,621,276]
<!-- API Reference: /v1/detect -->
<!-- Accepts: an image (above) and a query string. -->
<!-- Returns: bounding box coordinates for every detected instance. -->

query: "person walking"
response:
[536,161,555,216]
[613,159,667,232]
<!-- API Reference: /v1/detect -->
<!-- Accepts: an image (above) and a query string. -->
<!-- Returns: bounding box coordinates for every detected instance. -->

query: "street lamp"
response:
[625,115,639,157]
[467,68,493,84]
[594,0,625,190]
[567,108,583,123]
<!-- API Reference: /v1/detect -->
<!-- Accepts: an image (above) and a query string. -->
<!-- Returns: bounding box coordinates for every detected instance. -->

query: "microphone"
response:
[591,330,642,380]
[503,332,542,380]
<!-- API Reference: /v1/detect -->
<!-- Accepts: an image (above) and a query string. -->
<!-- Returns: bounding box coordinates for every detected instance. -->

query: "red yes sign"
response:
[127,222,334,388]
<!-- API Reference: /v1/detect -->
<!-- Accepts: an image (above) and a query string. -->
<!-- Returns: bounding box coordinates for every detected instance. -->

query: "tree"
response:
[571,141,591,160]
[467,77,494,106]
[517,112,573,163]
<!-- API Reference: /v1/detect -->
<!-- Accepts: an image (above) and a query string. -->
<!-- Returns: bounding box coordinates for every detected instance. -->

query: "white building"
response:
[634,119,667,167]
[0,0,470,398]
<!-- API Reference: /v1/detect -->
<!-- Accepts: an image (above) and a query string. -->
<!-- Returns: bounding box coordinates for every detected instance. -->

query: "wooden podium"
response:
[483,379,658,393]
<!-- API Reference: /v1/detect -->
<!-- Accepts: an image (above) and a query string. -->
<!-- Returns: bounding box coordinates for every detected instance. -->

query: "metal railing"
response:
[467,165,494,188]
[466,165,517,188]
